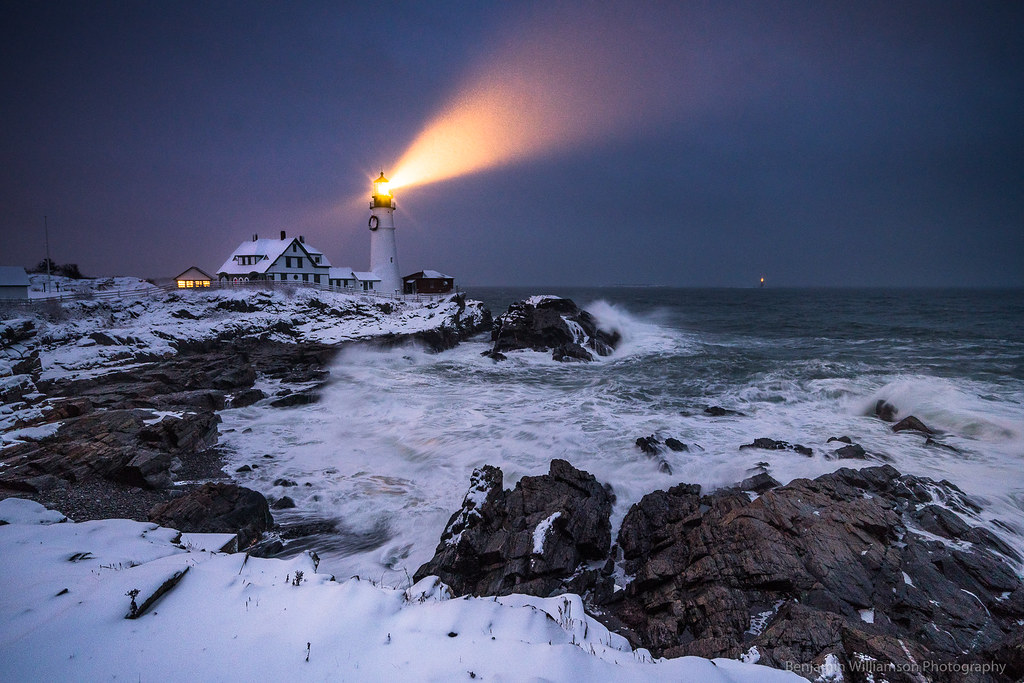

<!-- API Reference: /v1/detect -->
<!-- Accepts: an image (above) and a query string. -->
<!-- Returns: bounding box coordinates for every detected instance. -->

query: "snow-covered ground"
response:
[0,498,801,682]
[0,285,487,434]
[26,273,157,298]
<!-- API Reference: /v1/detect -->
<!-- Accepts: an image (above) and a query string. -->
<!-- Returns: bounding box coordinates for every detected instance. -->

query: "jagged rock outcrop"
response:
[739,437,813,457]
[487,296,620,362]
[148,482,272,550]
[610,465,1024,680]
[892,415,935,434]
[0,409,220,490]
[414,459,614,597]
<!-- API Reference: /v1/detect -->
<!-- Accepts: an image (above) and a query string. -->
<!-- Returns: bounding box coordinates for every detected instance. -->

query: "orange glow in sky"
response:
[388,10,698,191]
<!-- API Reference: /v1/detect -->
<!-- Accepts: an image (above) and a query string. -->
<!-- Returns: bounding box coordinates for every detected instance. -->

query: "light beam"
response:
[388,7,722,191]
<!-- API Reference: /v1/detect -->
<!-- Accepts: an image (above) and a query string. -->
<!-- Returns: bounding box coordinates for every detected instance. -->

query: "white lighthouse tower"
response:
[368,172,401,294]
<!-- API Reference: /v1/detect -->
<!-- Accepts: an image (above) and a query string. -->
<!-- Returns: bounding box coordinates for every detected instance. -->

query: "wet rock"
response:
[738,472,781,494]
[414,459,613,598]
[489,296,619,362]
[148,482,272,550]
[607,464,1024,676]
[827,436,853,445]
[664,438,688,452]
[272,478,297,488]
[831,443,867,460]
[635,436,660,455]
[704,406,746,417]
[739,438,813,457]
[271,496,296,510]
[149,390,226,411]
[634,436,674,473]
[551,342,593,362]
[230,388,265,408]
[270,390,318,408]
[874,399,898,422]
[235,465,252,473]
[892,415,935,434]
[481,350,507,362]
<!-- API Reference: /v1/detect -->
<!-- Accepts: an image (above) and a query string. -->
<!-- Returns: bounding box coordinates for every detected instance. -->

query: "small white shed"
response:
[0,267,30,300]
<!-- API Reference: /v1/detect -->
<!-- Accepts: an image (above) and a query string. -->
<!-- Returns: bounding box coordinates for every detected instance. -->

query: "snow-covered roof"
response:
[353,271,381,282]
[173,266,214,281]
[217,238,330,275]
[405,270,452,280]
[0,266,30,287]
[329,267,356,280]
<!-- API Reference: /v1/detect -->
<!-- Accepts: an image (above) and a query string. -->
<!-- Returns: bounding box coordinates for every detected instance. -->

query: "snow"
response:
[0,420,62,446]
[1,287,487,386]
[815,653,845,682]
[532,511,561,554]
[418,270,452,279]
[902,571,914,586]
[746,600,785,636]
[858,608,875,624]
[0,499,803,682]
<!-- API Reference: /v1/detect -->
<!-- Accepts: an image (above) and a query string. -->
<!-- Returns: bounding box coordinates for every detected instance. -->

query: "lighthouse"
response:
[368,172,401,294]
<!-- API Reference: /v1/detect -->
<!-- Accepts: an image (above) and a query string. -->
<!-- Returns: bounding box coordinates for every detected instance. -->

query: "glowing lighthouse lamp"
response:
[368,172,401,294]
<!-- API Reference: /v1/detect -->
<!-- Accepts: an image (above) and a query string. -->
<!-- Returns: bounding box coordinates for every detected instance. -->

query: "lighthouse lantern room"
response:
[368,171,401,294]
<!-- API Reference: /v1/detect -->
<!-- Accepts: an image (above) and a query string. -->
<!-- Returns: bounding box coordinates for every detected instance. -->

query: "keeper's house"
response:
[218,232,382,291]
[0,266,30,300]
[403,270,454,295]
[173,266,213,288]
[217,231,332,284]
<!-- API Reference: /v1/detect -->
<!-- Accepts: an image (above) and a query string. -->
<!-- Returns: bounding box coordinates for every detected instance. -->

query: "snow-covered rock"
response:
[0,498,802,682]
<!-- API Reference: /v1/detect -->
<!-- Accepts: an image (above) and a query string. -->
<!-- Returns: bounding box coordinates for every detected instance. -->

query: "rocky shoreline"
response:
[0,290,491,537]
[415,459,1023,681]
[3,291,1022,680]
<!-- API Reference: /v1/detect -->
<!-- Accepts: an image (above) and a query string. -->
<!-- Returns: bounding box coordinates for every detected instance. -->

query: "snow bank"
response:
[0,499,801,682]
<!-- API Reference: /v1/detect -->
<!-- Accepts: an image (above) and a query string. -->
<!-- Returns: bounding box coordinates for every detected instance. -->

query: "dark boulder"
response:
[608,464,1024,678]
[704,406,746,417]
[271,496,296,510]
[551,342,593,362]
[635,436,660,455]
[827,436,853,445]
[489,297,620,362]
[738,472,781,494]
[270,391,318,408]
[874,399,898,422]
[149,482,273,550]
[892,416,935,434]
[831,443,867,460]
[230,388,266,408]
[414,459,614,598]
[664,438,688,452]
[739,438,813,457]
[634,436,675,473]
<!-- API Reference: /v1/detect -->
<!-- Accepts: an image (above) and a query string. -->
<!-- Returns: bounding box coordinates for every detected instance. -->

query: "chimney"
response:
[299,235,304,243]
[252,233,258,242]
[280,230,286,240]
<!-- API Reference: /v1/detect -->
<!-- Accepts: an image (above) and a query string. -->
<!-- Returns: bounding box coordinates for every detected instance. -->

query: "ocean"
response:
[219,287,1024,581]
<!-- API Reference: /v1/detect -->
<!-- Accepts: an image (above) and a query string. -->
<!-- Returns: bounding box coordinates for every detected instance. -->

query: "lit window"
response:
[177,281,186,288]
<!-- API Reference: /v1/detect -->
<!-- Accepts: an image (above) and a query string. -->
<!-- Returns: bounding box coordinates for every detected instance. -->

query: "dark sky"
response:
[2,1,1021,287]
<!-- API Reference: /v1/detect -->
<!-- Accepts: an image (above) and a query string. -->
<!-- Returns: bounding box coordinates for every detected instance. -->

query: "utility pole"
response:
[44,215,52,294]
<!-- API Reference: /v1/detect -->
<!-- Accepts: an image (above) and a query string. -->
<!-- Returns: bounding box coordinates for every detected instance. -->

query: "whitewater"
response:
[218,287,1024,581]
